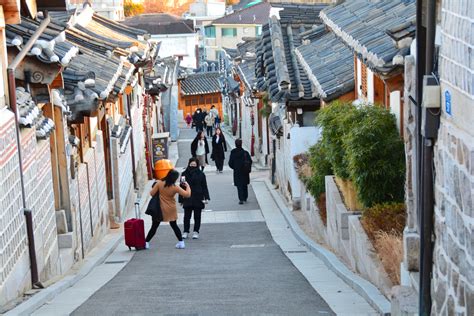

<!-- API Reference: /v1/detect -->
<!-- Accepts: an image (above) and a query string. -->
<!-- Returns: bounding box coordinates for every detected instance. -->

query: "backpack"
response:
[242,151,252,174]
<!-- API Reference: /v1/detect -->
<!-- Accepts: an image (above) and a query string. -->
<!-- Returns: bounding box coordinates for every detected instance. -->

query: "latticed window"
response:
[185,99,191,106]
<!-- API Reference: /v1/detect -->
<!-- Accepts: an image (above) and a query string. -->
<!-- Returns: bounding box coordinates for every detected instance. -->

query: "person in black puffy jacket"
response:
[179,157,210,239]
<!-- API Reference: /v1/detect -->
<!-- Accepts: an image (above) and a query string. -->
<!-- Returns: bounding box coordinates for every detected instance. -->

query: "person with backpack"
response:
[179,158,210,239]
[145,169,191,249]
[211,127,227,173]
[228,139,252,204]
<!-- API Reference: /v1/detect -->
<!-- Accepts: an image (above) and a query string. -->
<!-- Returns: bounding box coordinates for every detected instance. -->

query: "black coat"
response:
[211,134,227,161]
[192,111,204,128]
[228,148,252,186]
[178,167,210,209]
[191,137,210,163]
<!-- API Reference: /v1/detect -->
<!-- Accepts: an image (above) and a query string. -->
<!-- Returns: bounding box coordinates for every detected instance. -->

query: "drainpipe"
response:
[7,12,51,288]
[419,0,438,314]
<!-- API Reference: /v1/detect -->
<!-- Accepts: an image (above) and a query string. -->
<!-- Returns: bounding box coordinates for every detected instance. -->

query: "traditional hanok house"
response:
[221,37,270,165]
[254,3,328,205]
[155,56,181,141]
[2,6,159,306]
[320,0,416,132]
[177,71,223,125]
[218,50,241,136]
[2,14,80,306]
[55,5,159,242]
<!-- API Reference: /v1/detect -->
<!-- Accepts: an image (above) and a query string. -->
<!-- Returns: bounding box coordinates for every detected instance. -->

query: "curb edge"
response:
[262,178,391,316]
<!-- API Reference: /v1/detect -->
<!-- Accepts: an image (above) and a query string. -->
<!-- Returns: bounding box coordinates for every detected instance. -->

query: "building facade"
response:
[122,14,199,68]
[430,0,474,314]
[203,2,270,61]
[68,0,125,21]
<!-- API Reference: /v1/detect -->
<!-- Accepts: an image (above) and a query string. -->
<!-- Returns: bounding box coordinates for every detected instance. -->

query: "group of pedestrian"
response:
[186,106,220,135]
[190,127,227,173]
[144,135,252,249]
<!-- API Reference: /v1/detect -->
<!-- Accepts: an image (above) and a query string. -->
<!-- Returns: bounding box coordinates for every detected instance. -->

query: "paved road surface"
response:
[71,127,335,315]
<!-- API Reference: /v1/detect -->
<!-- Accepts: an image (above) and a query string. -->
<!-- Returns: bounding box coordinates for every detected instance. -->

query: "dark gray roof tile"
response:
[296,32,354,101]
[180,72,221,95]
[320,0,415,75]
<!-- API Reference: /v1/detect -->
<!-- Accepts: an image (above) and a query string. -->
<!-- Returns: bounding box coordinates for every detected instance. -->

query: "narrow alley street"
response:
[30,126,377,315]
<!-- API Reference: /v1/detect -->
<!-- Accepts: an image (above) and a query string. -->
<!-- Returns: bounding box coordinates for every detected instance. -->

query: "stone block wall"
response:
[431,1,474,314]
[0,109,60,306]
[324,176,393,297]
[131,104,144,169]
[77,163,93,252]
[112,136,133,220]
[0,109,29,306]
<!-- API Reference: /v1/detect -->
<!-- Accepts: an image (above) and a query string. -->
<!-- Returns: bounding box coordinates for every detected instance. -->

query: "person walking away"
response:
[179,158,210,239]
[228,139,252,204]
[185,113,192,128]
[192,109,204,132]
[211,127,227,173]
[145,170,191,249]
[191,131,209,171]
[205,111,215,137]
[210,105,219,128]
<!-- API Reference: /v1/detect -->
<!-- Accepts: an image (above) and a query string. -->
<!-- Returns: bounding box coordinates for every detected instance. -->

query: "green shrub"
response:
[315,101,361,179]
[306,142,332,201]
[361,202,406,239]
[344,106,405,207]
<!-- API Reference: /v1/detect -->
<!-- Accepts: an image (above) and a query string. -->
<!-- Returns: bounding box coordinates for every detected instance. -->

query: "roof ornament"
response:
[12,35,23,46]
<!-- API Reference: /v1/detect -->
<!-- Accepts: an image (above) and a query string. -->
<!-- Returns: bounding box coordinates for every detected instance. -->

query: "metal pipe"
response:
[127,93,138,190]
[7,12,51,288]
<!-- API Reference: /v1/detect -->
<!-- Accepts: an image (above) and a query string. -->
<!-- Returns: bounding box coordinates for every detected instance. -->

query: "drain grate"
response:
[284,250,308,254]
[104,260,127,264]
[230,244,265,248]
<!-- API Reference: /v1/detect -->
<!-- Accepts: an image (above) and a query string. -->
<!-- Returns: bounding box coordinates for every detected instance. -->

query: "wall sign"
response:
[445,90,452,116]
[151,132,169,165]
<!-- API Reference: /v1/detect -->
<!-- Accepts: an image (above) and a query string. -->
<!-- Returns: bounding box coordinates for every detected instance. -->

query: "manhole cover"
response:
[230,244,265,248]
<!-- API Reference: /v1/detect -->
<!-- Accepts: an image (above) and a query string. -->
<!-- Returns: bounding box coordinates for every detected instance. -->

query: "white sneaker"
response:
[176,241,185,249]
[192,232,199,239]
[182,232,188,239]
[145,242,150,249]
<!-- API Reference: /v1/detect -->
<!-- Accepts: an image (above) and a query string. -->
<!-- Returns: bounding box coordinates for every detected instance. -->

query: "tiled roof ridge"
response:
[294,47,324,98]
[269,15,290,91]
[212,2,271,24]
[285,25,304,99]
[295,31,354,101]
[92,13,147,37]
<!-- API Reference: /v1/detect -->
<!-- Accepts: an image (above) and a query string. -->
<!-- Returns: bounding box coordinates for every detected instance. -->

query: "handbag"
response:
[145,183,163,221]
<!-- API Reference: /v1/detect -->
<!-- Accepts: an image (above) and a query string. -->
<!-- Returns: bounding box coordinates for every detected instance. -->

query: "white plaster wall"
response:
[390,90,402,131]
[367,68,374,104]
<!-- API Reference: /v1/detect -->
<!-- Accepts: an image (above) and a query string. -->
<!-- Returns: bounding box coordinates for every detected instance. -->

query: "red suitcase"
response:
[124,201,146,250]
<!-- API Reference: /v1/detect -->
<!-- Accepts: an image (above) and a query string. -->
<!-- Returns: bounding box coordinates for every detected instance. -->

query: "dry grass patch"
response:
[373,231,403,285]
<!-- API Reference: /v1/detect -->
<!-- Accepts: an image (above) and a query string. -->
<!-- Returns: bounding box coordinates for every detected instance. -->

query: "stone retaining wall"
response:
[325,176,393,297]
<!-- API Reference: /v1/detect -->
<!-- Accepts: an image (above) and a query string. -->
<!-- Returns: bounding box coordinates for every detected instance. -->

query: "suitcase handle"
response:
[134,199,141,219]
